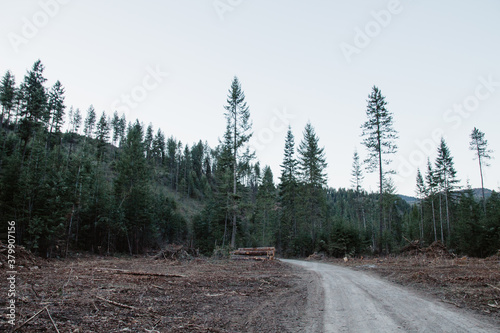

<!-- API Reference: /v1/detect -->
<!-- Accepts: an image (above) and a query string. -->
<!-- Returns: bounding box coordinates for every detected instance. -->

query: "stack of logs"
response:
[230,247,275,261]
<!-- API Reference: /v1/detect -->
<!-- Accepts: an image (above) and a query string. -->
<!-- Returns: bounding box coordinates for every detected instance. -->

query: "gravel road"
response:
[282,259,499,333]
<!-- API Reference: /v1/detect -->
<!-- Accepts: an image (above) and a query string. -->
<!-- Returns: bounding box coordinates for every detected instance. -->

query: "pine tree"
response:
[351,149,364,193]
[144,123,154,160]
[298,122,327,187]
[469,127,493,213]
[415,168,425,240]
[297,122,327,248]
[117,114,127,144]
[0,70,17,128]
[435,137,459,242]
[19,60,48,147]
[224,76,253,248]
[48,81,65,133]
[70,107,82,134]
[351,149,367,231]
[279,126,298,250]
[361,86,398,252]
[256,166,277,246]
[425,159,438,242]
[151,129,166,166]
[47,81,66,148]
[83,105,96,139]
[114,120,151,254]
[95,111,110,158]
[111,111,121,145]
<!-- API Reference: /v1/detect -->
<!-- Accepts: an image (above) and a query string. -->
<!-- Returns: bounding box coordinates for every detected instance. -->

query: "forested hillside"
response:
[1,61,499,257]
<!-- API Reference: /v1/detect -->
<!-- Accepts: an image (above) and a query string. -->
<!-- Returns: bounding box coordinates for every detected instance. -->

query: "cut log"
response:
[237,247,275,251]
[96,268,184,278]
[230,247,275,260]
[233,250,272,256]
[230,255,268,261]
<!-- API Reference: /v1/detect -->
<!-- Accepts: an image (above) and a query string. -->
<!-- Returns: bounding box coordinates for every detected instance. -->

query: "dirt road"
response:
[283,259,499,333]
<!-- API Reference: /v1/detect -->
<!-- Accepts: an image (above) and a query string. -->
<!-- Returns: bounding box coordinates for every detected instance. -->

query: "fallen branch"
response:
[96,268,184,278]
[14,306,47,331]
[96,295,136,309]
[45,307,60,333]
[62,268,73,294]
[487,284,500,292]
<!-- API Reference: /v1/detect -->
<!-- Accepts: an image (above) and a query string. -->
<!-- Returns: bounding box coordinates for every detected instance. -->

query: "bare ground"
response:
[1,244,499,332]
[0,254,319,333]
[286,259,500,332]
[321,255,500,323]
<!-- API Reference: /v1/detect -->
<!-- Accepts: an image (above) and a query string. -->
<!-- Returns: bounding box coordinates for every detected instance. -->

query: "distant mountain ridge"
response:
[398,188,494,205]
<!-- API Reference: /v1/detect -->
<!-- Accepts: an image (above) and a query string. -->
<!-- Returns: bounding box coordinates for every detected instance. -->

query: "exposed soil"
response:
[0,253,316,333]
[2,241,499,332]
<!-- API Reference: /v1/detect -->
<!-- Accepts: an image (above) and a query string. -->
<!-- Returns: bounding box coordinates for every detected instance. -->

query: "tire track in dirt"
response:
[282,259,499,333]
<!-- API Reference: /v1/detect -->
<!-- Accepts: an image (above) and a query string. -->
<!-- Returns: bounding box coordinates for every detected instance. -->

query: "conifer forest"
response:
[1,60,499,258]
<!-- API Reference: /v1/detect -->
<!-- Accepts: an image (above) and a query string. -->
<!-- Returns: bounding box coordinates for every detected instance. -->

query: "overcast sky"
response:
[1,0,499,196]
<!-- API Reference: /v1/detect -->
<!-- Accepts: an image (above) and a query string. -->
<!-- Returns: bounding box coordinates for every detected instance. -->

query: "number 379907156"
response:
[7,221,16,265]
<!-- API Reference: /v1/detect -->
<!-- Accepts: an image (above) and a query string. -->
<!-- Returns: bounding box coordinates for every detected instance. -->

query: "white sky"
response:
[1,0,499,196]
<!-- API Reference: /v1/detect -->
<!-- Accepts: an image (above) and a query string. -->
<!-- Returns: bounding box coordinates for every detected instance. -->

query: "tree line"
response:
[0,61,498,257]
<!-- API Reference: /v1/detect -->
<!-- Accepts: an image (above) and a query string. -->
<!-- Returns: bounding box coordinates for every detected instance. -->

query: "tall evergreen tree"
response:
[111,111,121,145]
[425,159,438,242]
[351,149,364,193]
[0,70,17,128]
[435,137,459,242]
[415,168,426,240]
[360,86,398,252]
[47,81,66,148]
[83,105,97,139]
[298,122,327,187]
[19,60,48,146]
[144,123,154,160]
[469,127,493,213]
[95,111,110,158]
[69,107,82,134]
[256,166,277,246]
[151,129,166,166]
[297,122,327,248]
[279,126,298,249]
[223,76,253,248]
[48,81,66,134]
[114,120,151,254]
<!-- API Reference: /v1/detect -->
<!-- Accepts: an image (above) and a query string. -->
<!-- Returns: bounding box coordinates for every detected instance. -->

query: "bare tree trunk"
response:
[439,194,444,243]
[431,197,437,242]
[444,191,451,242]
[378,147,384,253]
[419,199,424,240]
[231,109,238,249]
[478,153,486,214]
